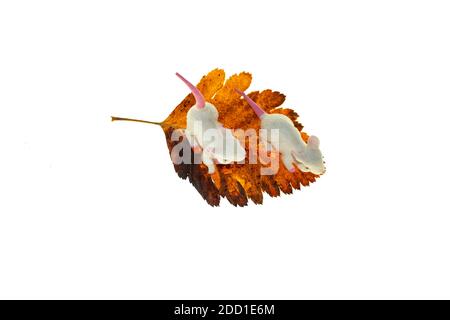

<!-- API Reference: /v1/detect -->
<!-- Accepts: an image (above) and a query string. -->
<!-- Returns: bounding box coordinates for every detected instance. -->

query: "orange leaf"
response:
[113,69,323,206]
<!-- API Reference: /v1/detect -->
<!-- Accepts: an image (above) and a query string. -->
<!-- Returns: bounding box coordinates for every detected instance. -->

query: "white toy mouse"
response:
[236,89,325,175]
[176,73,246,173]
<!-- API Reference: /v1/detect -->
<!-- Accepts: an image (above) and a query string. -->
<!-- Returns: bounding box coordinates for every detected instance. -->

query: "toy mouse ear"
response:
[308,135,320,149]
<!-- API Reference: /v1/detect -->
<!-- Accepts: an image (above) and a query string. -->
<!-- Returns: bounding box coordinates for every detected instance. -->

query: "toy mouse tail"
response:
[176,72,206,109]
[235,89,266,118]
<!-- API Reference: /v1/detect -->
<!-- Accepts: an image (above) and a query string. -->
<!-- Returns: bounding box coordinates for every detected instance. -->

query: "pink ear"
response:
[308,135,320,149]
[176,72,205,109]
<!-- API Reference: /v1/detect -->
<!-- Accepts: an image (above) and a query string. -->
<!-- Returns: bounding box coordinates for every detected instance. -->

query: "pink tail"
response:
[176,72,205,109]
[235,89,266,118]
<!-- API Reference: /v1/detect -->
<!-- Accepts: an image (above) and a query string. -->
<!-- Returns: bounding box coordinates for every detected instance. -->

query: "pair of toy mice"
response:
[176,73,325,175]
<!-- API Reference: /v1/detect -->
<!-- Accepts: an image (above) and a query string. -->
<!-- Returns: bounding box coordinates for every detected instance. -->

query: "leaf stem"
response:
[111,116,162,126]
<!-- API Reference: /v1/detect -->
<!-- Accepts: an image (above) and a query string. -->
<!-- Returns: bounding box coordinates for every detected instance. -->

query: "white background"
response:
[1,0,449,299]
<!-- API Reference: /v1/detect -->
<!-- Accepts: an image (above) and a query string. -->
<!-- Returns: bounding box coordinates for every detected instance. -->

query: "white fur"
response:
[260,113,325,175]
[185,102,246,174]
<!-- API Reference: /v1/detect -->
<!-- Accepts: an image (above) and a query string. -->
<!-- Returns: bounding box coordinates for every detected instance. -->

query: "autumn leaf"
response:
[112,69,322,206]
